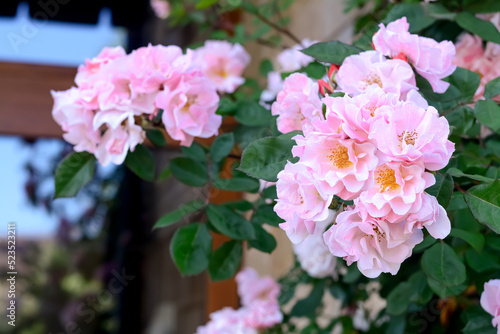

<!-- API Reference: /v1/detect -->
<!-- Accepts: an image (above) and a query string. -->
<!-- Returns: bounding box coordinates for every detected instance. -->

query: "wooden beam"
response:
[0,61,75,138]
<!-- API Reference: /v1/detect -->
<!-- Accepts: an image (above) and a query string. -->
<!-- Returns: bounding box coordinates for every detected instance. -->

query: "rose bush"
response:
[51,0,500,332]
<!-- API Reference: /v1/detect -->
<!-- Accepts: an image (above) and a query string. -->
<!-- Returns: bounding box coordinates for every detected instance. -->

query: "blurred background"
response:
[0,1,358,333]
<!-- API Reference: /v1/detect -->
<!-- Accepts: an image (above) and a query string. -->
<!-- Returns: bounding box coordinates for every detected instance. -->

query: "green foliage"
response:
[210,133,235,162]
[170,157,209,187]
[170,223,212,276]
[456,12,500,44]
[125,144,155,181]
[153,200,206,229]
[474,99,500,134]
[206,204,256,240]
[465,180,500,234]
[54,152,96,198]
[209,240,243,281]
[301,41,363,65]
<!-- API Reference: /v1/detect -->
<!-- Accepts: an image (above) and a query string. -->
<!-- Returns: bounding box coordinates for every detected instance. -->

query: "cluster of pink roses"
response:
[454,13,500,101]
[273,17,456,278]
[52,41,250,166]
[197,268,282,333]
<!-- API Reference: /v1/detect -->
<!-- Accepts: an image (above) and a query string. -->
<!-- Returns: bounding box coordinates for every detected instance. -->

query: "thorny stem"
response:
[454,182,466,193]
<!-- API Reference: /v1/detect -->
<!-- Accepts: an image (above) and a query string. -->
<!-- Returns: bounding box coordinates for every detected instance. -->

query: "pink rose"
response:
[150,0,170,19]
[373,17,456,93]
[358,161,435,222]
[75,46,127,87]
[336,50,417,99]
[298,134,379,200]
[278,213,316,244]
[369,101,455,171]
[196,308,257,334]
[405,193,451,239]
[277,39,317,72]
[155,71,221,146]
[244,301,283,329]
[481,279,500,331]
[236,268,280,307]
[323,86,399,142]
[294,210,338,278]
[193,40,250,93]
[272,73,323,133]
[323,206,423,278]
[274,162,333,222]
[51,88,100,154]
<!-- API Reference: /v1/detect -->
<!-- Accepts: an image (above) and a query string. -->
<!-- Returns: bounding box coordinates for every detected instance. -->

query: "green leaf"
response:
[195,0,217,9]
[343,265,361,284]
[262,185,277,200]
[54,152,96,198]
[386,282,412,315]
[216,97,238,116]
[158,166,172,181]
[421,243,466,286]
[251,204,284,227]
[206,204,256,240]
[449,228,485,252]
[424,3,457,20]
[125,144,155,181]
[464,0,500,14]
[426,277,467,299]
[248,223,277,253]
[213,176,260,193]
[303,62,326,80]
[464,180,500,234]
[170,223,212,275]
[456,12,500,44]
[426,173,453,208]
[208,240,242,281]
[329,285,349,307]
[475,99,500,134]
[447,167,495,183]
[408,271,434,305]
[210,133,235,162]
[239,131,299,182]
[463,315,497,334]
[234,100,273,126]
[259,59,273,76]
[301,41,363,65]
[465,248,500,273]
[484,77,500,99]
[290,280,325,317]
[181,142,207,162]
[146,129,167,147]
[153,200,206,229]
[413,236,437,253]
[170,157,209,187]
[383,3,436,32]
[222,200,254,212]
[447,67,481,104]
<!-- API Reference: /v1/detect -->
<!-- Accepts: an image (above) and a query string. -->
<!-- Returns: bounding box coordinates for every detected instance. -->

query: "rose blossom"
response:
[278,213,316,245]
[404,193,451,239]
[336,50,417,99]
[481,279,500,332]
[293,210,338,278]
[277,38,317,72]
[155,71,221,146]
[358,161,435,222]
[323,86,399,142]
[323,206,423,278]
[51,88,100,154]
[298,133,379,200]
[75,46,127,87]
[369,100,455,171]
[271,73,323,133]
[196,308,257,334]
[194,40,250,93]
[150,0,170,19]
[274,162,333,222]
[373,17,456,93]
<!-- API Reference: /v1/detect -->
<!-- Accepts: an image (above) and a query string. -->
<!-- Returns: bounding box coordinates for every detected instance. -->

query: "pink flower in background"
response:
[194,40,250,93]
[51,88,100,154]
[405,193,451,239]
[294,210,338,278]
[236,268,280,307]
[323,206,423,278]
[481,279,500,332]
[277,38,317,72]
[196,308,257,334]
[369,101,454,171]
[155,72,221,146]
[260,71,285,106]
[336,50,417,98]
[454,34,484,65]
[244,301,283,329]
[150,0,170,19]
[272,73,323,133]
[323,86,399,142]
[358,161,434,222]
[373,17,456,93]
[274,162,333,222]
